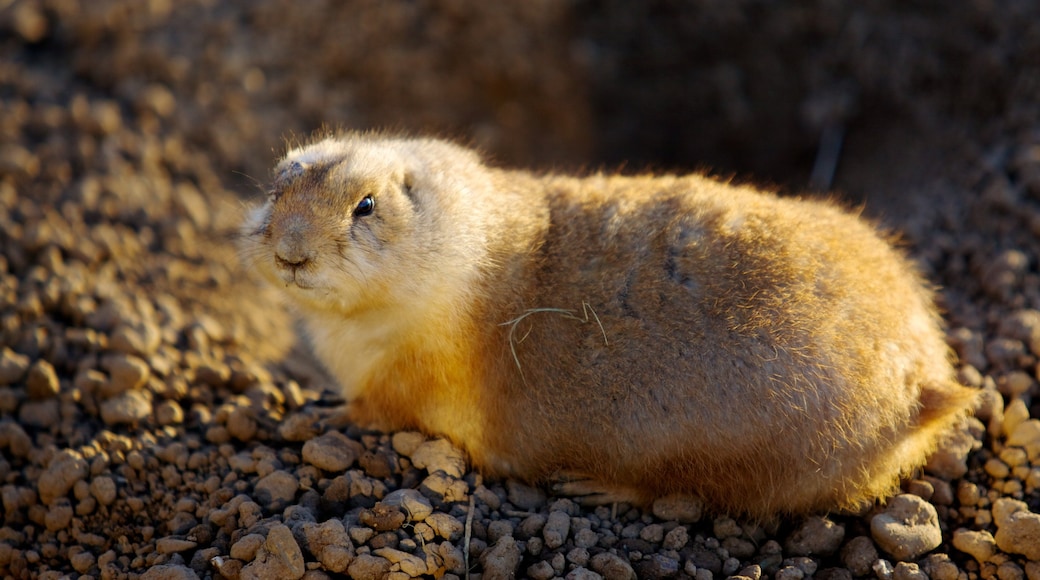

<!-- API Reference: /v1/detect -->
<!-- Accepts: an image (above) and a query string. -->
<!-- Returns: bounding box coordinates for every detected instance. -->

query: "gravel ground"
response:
[2,1,1040,579]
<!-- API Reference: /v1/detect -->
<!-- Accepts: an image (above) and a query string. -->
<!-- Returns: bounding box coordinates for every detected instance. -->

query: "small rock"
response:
[278,411,321,442]
[0,420,32,457]
[254,471,299,510]
[506,479,547,510]
[925,427,975,479]
[1003,397,1030,438]
[419,472,469,504]
[952,528,996,564]
[841,536,878,577]
[141,564,201,580]
[155,400,184,425]
[241,523,305,580]
[390,431,426,456]
[425,513,465,541]
[919,554,961,580]
[302,431,362,472]
[1007,419,1040,447]
[481,536,522,580]
[893,562,928,580]
[993,500,1040,560]
[299,518,354,573]
[785,516,845,556]
[346,554,391,579]
[776,566,805,580]
[226,406,258,442]
[589,551,636,580]
[156,537,198,554]
[636,553,681,578]
[360,503,406,531]
[0,348,30,384]
[39,449,89,504]
[410,438,466,478]
[18,398,59,428]
[382,488,434,521]
[25,359,59,399]
[662,526,689,551]
[528,560,556,580]
[543,510,571,549]
[567,567,605,580]
[870,494,942,561]
[374,547,429,577]
[102,353,150,396]
[651,493,703,523]
[99,390,153,425]
[230,534,266,561]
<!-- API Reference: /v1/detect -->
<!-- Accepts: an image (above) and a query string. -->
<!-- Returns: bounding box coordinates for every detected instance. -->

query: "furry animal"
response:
[239,132,977,518]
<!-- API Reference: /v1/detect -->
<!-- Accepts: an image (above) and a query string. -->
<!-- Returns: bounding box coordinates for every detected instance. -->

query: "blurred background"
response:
[2,0,1039,238]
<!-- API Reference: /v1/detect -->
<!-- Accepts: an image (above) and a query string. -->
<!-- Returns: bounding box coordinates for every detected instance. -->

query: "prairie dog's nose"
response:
[274,227,314,270]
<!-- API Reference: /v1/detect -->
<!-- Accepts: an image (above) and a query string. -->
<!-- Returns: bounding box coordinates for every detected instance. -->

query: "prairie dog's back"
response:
[241,132,976,518]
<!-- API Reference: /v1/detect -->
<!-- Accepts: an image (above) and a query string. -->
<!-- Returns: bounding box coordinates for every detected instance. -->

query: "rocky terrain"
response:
[1,1,1040,579]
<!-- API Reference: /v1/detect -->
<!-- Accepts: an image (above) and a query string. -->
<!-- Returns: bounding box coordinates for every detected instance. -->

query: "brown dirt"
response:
[2,1,1040,579]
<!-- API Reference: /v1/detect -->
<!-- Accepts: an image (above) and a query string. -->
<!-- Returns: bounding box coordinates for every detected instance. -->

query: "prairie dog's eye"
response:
[354,195,374,217]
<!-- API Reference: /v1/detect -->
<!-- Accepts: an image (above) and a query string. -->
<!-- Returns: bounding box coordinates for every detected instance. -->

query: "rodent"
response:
[239,131,977,518]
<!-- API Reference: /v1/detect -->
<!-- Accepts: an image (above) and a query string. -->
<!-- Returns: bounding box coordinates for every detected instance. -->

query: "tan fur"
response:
[239,131,977,519]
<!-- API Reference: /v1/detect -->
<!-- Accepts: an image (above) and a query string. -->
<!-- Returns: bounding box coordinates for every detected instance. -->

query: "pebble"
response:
[481,535,522,580]
[992,498,1040,560]
[25,359,59,399]
[1007,419,1040,447]
[893,562,928,580]
[278,411,322,442]
[240,523,305,580]
[952,528,997,563]
[382,488,434,522]
[1003,398,1030,438]
[544,509,572,549]
[0,348,30,384]
[390,431,426,457]
[99,390,153,425]
[302,431,362,472]
[425,512,465,541]
[0,420,32,457]
[374,547,429,576]
[506,479,547,510]
[360,503,407,531]
[785,516,845,556]
[566,566,604,580]
[589,551,636,580]
[919,554,961,580]
[231,534,266,561]
[156,537,198,554]
[650,493,703,523]
[38,448,88,505]
[346,554,391,579]
[18,398,59,427]
[253,470,299,510]
[140,564,201,580]
[101,353,150,396]
[226,406,257,441]
[419,472,469,504]
[410,438,466,478]
[299,519,354,573]
[925,427,975,479]
[840,536,879,577]
[870,494,942,561]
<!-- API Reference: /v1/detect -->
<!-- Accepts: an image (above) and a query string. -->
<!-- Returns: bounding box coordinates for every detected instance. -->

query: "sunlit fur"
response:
[240,131,977,519]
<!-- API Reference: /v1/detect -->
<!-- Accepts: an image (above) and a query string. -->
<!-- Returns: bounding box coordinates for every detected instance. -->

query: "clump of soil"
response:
[2,1,1040,579]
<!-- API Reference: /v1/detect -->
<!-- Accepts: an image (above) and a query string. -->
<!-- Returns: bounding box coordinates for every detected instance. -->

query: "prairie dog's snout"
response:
[240,131,977,519]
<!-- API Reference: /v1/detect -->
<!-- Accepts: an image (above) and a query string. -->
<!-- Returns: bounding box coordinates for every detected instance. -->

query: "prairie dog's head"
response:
[240,133,491,315]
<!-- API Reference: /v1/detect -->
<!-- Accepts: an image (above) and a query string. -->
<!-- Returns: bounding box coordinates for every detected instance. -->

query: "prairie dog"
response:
[240,132,976,518]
